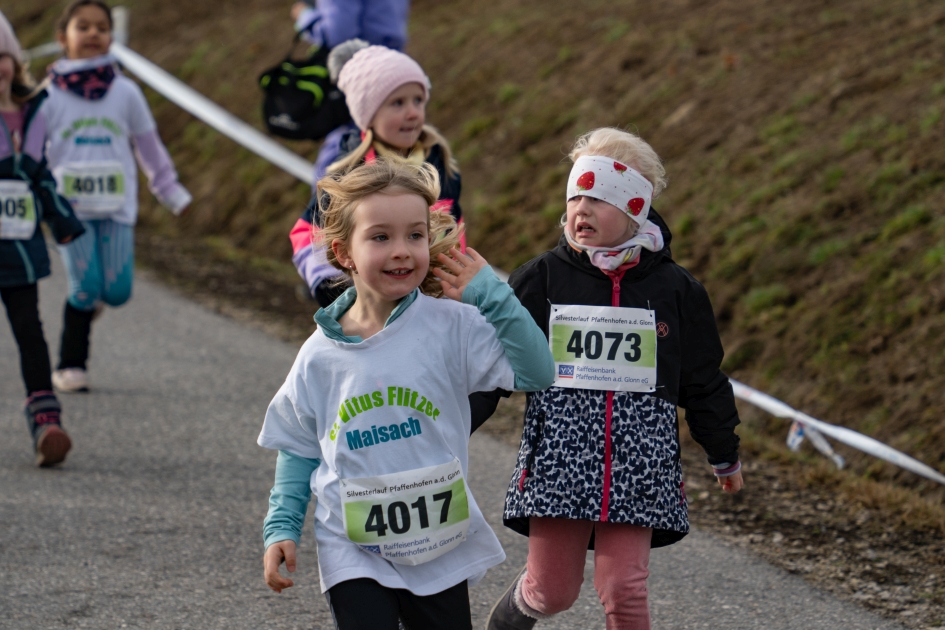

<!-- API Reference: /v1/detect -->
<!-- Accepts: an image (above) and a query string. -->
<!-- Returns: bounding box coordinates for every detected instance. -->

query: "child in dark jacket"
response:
[289,40,462,307]
[485,128,744,630]
[0,11,84,466]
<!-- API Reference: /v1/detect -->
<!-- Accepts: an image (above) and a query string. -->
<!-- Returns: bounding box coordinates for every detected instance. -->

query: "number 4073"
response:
[567,330,642,362]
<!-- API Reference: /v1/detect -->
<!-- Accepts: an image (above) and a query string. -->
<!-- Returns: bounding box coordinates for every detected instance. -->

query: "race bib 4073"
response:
[549,304,657,393]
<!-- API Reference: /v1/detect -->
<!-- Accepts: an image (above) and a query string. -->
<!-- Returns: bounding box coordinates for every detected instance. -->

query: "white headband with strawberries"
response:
[566,155,654,226]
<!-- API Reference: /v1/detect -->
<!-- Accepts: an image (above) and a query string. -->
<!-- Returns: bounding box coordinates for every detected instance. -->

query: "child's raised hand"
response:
[716,470,744,494]
[263,540,297,593]
[433,247,489,302]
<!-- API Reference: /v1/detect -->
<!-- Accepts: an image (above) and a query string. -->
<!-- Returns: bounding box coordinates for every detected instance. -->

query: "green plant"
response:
[881,205,932,240]
[808,238,849,266]
[821,166,845,193]
[920,107,942,135]
[496,82,521,104]
[743,284,792,314]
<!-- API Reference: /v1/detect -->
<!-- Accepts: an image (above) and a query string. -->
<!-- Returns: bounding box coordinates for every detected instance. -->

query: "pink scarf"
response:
[564,221,665,271]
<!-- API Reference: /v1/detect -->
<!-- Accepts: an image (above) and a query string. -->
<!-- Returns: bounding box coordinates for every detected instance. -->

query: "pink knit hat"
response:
[337,45,431,131]
[0,11,23,62]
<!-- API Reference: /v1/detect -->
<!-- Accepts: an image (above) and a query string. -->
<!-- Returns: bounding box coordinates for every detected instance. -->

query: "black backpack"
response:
[258,40,352,141]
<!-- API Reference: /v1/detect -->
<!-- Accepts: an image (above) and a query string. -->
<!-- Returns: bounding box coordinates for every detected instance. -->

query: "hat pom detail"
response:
[327,38,370,83]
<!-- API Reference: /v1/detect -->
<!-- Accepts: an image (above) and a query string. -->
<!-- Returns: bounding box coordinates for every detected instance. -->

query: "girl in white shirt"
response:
[258,159,554,629]
[41,1,191,392]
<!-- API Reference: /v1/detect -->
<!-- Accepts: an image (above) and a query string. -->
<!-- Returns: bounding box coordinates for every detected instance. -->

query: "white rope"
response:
[731,380,945,486]
[109,42,314,185]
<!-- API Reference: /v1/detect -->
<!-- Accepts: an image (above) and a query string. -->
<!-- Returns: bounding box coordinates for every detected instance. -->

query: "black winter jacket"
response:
[498,209,740,548]
[0,90,84,287]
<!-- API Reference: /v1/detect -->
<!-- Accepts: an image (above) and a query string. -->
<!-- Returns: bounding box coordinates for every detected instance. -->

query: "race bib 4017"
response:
[549,304,657,393]
[341,458,470,566]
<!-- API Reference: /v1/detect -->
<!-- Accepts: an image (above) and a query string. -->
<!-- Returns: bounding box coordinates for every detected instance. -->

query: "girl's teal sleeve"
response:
[263,450,321,548]
[462,267,556,391]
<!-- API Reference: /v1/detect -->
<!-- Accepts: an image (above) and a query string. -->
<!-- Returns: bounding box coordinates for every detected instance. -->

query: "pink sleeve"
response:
[133,129,190,212]
[23,110,47,162]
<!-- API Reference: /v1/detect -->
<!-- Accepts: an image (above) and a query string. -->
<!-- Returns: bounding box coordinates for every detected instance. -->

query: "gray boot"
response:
[486,566,538,630]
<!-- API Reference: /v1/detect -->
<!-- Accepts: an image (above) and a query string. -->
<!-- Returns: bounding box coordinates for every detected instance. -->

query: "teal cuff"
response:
[263,450,321,549]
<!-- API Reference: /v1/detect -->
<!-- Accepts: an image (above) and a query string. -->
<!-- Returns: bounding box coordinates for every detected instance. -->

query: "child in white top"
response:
[41,1,191,392]
[258,159,554,629]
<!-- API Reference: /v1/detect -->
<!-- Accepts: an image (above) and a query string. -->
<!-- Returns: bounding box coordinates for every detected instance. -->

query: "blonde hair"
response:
[569,128,668,198]
[327,124,459,179]
[316,159,463,298]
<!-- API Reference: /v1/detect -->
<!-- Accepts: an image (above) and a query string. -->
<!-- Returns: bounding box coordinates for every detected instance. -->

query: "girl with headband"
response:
[484,128,744,630]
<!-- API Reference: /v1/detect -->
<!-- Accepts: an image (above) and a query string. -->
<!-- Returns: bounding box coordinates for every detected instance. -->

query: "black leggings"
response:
[1,284,53,395]
[326,578,471,630]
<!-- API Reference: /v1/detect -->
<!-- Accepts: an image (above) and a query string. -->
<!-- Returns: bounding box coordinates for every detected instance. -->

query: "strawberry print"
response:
[575,171,595,191]
[613,162,628,173]
[627,197,646,216]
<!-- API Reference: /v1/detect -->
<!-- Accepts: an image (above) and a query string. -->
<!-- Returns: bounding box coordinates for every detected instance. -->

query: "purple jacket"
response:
[295,0,410,50]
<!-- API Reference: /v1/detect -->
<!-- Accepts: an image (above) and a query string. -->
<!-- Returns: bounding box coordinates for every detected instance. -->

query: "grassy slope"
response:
[13,1,945,492]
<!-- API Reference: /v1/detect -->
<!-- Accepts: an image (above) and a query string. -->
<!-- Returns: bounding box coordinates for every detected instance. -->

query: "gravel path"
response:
[0,254,906,630]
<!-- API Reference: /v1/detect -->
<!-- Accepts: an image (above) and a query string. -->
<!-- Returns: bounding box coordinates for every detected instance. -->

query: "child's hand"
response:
[716,470,744,494]
[263,540,297,593]
[433,247,489,302]
[290,2,308,20]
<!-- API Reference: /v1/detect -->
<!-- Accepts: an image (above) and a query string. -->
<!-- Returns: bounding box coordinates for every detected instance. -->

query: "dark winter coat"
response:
[500,209,740,548]
[0,90,84,287]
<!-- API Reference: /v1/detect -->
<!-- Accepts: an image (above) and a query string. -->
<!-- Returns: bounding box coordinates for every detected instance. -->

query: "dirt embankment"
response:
[12,0,945,626]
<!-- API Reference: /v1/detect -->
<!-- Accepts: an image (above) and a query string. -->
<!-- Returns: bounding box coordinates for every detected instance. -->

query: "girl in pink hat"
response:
[289,40,463,309]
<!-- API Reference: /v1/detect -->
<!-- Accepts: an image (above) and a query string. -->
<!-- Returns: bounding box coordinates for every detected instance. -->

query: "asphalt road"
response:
[0,253,906,630]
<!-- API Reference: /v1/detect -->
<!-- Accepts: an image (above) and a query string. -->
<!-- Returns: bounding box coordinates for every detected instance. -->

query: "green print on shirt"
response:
[329,386,442,441]
[60,117,123,140]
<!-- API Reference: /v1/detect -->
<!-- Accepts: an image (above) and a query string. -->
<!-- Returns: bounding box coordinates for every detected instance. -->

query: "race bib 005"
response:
[56,162,125,216]
[341,458,470,566]
[549,304,657,392]
[0,180,37,240]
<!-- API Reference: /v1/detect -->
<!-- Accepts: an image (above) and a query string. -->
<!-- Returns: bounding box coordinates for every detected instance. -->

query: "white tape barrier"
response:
[24,41,63,61]
[731,380,945,486]
[109,42,315,185]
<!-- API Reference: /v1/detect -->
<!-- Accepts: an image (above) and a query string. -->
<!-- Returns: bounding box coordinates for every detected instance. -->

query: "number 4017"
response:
[364,490,453,537]
[567,330,642,362]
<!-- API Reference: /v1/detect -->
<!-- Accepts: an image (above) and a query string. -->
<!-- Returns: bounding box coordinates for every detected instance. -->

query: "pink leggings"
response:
[520,518,652,630]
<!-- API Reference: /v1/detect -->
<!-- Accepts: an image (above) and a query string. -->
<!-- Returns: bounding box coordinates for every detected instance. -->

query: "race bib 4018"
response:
[55,162,125,216]
[341,458,470,566]
[549,304,657,393]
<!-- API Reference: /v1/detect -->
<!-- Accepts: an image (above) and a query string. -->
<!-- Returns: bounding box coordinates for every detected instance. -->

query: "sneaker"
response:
[25,392,72,467]
[52,368,89,393]
[486,566,537,630]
